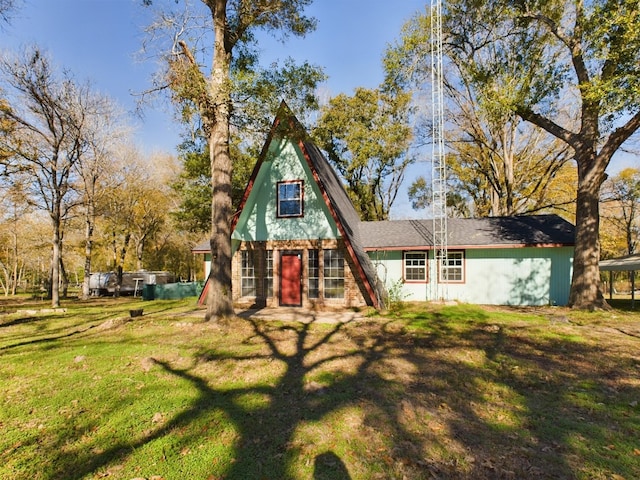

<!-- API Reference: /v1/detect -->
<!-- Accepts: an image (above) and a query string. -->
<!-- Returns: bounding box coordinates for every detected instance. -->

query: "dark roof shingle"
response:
[360,215,575,250]
[301,141,385,307]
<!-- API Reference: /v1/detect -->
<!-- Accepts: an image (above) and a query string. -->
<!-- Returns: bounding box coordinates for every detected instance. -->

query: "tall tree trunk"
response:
[60,256,68,299]
[82,203,94,300]
[502,126,515,215]
[82,240,92,299]
[568,156,609,309]
[0,256,8,296]
[205,0,234,320]
[136,235,146,271]
[11,226,18,295]
[51,218,61,308]
[115,233,131,297]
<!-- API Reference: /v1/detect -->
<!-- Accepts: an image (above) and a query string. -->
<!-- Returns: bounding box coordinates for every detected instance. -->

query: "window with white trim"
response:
[404,252,427,282]
[277,180,303,217]
[241,250,256,296]
[264,250,273,297]
[323,249,344,299]
[308,249,319,299]
[440,251,464,282]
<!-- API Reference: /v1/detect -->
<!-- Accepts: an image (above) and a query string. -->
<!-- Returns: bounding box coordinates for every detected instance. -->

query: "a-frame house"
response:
[196,101,385,309]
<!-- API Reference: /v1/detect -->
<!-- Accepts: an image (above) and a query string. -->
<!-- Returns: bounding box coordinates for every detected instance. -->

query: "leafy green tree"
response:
[172,135,257,234]
[312,87,414,221]
[143,0,321,319]
[171,138,211,235]
[453,0,640,309]
[399,0,640,309]
[407,176,471,218]
[387,10,575,219]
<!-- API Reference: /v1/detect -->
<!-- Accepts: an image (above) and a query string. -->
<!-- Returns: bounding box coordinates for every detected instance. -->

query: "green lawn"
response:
[1,297,639,479]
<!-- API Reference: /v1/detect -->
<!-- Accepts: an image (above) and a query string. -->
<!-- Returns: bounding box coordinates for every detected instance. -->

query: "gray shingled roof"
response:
[192,214,575,254]
[360,215,575,250]
[301,140,385,307]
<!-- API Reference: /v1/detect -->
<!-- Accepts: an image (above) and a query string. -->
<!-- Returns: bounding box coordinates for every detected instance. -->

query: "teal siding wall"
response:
[369,250,431,301]
[460,247,573,306]
[368,246,573,306]
[233,138,339,243]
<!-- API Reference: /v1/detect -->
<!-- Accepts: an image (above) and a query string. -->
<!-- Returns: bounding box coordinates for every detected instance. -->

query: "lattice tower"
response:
[430,0,448,301]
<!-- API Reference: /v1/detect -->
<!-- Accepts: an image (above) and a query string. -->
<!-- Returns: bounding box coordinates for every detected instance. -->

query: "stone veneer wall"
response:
[232,239,368,309]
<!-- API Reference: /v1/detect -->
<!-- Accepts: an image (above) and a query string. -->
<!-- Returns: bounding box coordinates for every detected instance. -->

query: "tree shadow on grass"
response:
[387,318,640,478]
[0,303,141,351]
[0,321,98,352]
[472,323,640,477]
[37,314,382,479]
[313,451,351,479]
[17,309,640,480]
[323,313,640,479]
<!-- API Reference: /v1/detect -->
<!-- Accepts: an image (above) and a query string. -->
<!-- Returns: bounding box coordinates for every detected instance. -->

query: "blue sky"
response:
[4,1,635,219]
[3,0,426,156]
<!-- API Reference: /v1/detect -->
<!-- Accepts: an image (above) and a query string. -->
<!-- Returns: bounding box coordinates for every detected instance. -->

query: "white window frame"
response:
[323,249,344,299]
[404,251,427,282]
[277,180,303,217]
[264,250,273,297]
[308,249,319,299]
[440,250,465,283]
[241,250,256,296]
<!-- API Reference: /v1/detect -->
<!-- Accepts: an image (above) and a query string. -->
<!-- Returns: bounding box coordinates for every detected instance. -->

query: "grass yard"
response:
[1,297,639,479]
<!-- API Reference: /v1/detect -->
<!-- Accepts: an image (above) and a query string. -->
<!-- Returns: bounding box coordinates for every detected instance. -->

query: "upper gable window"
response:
[277,180,303,217]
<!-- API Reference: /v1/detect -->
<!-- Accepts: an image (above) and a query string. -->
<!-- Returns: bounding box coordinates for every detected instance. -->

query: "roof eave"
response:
[363,242,575,251]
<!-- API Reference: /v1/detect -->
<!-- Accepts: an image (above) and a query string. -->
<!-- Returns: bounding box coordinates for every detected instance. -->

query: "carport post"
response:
[632,270,635,310]
[609,271,613,300]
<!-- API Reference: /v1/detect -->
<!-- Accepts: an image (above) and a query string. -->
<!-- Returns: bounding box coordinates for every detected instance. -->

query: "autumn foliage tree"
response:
[600,167,640,257]
[0,48,112,307]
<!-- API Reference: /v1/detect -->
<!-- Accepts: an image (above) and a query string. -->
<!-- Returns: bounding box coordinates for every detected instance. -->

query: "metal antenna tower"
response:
[430,0,448,301]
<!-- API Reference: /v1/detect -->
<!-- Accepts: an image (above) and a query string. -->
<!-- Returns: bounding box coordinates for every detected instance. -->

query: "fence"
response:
[143,282,204,300]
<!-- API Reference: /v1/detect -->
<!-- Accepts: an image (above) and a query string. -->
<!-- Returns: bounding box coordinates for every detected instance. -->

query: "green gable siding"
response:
[233,137,339,243]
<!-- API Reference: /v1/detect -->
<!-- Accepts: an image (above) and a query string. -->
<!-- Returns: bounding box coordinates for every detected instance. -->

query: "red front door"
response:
[280,252,302,306]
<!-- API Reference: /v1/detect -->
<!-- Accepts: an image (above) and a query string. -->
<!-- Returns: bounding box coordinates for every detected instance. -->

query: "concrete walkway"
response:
[235,307,368,324]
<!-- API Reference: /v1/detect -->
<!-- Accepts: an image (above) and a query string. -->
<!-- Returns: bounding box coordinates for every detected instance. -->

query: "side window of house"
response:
[241,250,256,296]
[277,180,303,217]
[324,249,344,299]
[404,252,427,282]
[440,251,464,282]
[264,250,273,297]
[308,249,319,298]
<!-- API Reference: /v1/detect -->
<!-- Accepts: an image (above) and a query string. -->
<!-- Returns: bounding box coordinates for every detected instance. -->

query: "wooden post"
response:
[631,270,635,310]
[609,271,613,300]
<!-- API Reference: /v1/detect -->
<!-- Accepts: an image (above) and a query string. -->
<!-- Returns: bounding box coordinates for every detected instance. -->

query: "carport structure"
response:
[600,253,640,308]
